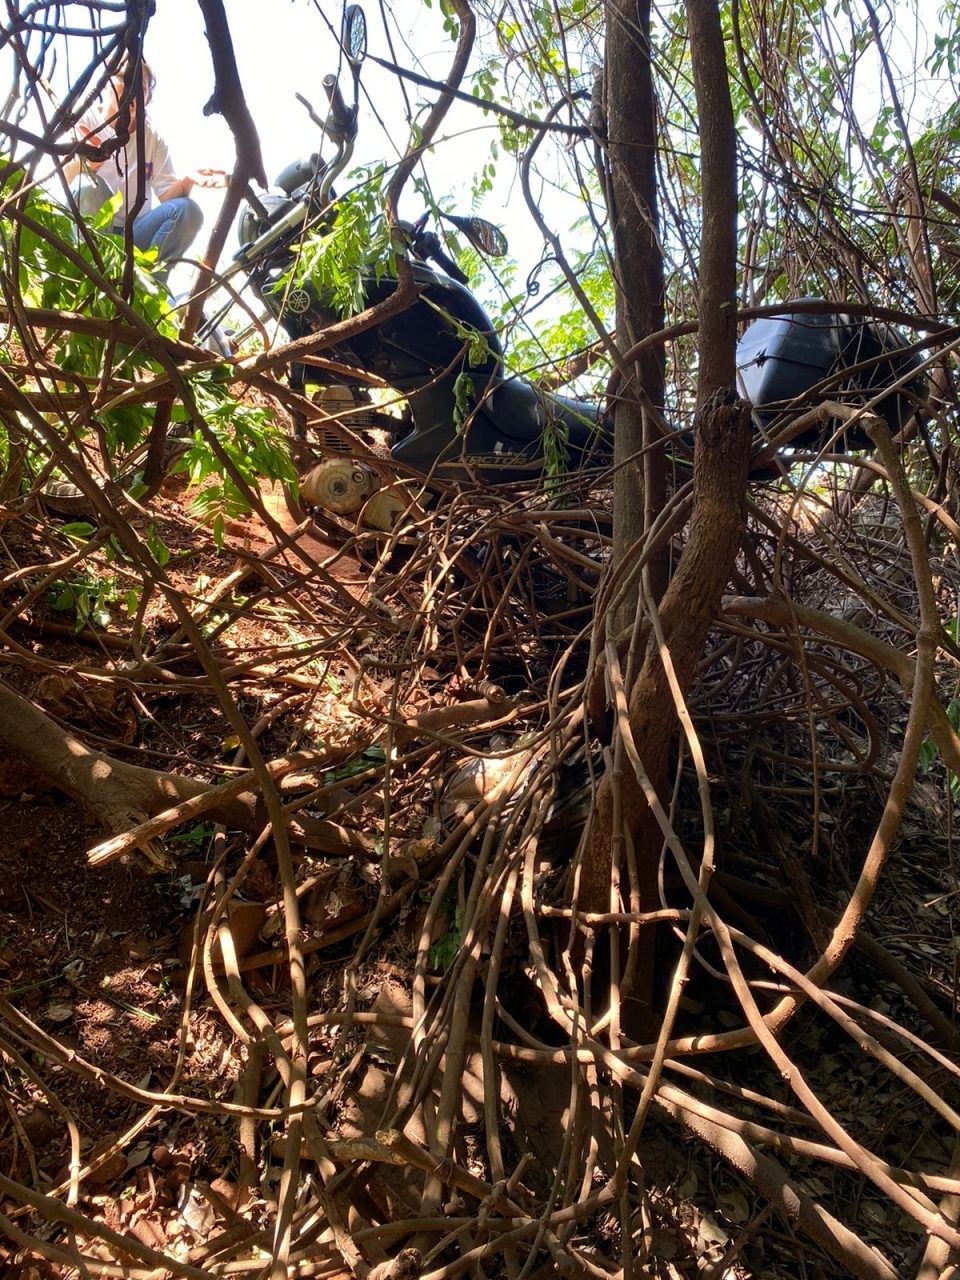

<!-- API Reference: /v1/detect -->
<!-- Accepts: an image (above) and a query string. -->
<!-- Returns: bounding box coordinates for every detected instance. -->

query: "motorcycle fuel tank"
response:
[349,263,504,388]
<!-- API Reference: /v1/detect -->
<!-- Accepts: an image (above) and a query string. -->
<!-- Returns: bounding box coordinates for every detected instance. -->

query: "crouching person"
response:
[70,58,223,273]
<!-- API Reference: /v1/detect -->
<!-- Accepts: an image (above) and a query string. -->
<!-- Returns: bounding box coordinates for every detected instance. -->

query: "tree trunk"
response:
[604,0,667,619]
[578,390,751,915]
[579,0,750,1024]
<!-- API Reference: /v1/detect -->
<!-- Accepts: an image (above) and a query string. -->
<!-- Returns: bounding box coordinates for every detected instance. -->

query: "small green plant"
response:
[145,522,171,568]
[2,163,191,493]
[321,747,386,788]
[48,525,122,628]
[49,565,128,629]
[541,415,570,488]
[5,166,297,545]
[175,370,296,547]
[58,521,97,543]
[429,900,463,973]
[918,695,960,794]
[423,298,495,370]
[452,371,475,432]
[171,822,217,850]
[10,168,175,391]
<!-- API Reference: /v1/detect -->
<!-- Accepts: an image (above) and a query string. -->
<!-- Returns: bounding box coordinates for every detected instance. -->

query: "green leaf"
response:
[91,189,123,231]
[51,586,75,611]
[429,905,463,972]
[452,371,475,431]
[917,737,938,772]
[146,523,171,567]
[59,521,96,542]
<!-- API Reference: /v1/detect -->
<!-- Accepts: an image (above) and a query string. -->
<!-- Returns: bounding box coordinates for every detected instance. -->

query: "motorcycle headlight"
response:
[237,208,259,246]
[237,196,295,248]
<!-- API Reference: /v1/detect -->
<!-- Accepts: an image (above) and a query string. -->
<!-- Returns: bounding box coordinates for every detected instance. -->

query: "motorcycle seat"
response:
[485,378,610,455]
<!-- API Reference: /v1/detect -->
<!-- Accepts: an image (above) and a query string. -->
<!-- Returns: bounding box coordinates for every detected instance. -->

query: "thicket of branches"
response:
[1,0,960,1277]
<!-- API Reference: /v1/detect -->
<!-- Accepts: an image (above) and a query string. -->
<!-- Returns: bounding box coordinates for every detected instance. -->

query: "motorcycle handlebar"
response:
[431,246,469,286]
[322,73,357,142]
[418,231,469,285]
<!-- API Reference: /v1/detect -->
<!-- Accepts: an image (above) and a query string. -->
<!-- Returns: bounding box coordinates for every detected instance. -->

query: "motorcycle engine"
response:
[301,458,378,514]
[300,458,418,534]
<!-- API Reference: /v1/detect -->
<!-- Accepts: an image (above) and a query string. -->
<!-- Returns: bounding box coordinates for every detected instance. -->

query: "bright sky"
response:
[142,0,523,266]
[7,0,954,309]
[140,0,951,264]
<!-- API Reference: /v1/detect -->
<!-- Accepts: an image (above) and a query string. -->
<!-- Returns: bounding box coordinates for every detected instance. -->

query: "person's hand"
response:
[191,168,228,189]
[77,122,105,149]
[74,121,110,170]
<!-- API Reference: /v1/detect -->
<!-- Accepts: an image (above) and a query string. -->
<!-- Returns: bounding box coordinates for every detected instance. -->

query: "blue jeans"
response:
[128,197,204,265]
[78,176,203,266]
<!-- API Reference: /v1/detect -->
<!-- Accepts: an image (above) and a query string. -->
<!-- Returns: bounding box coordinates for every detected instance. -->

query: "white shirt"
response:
[80,109,178,214]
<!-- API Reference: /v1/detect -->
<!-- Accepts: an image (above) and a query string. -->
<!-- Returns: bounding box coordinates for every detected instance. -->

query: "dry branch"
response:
[0,677,366,864]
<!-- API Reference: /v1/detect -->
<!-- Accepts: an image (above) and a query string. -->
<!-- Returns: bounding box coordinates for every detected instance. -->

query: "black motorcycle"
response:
[209,4,926,526]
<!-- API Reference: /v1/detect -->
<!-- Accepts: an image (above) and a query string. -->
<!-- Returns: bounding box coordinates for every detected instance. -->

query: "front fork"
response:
[289,362,309,442]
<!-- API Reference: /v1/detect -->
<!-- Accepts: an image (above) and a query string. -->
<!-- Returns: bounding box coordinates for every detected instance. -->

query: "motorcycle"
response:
[207,4,926,530]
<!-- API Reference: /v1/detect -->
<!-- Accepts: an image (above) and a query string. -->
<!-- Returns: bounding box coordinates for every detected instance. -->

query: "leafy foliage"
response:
[2,168,298,548]
[278,165,390,319]
[173,370,296,547]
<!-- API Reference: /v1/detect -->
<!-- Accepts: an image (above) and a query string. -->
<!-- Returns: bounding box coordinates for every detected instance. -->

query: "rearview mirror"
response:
[445,214,508,258]
[343,5,367,71]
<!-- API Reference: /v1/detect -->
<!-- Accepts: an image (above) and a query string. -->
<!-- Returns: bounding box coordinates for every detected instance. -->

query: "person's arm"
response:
[78,125,109,169]
[157,174,195,201]
[157,170,228,201]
